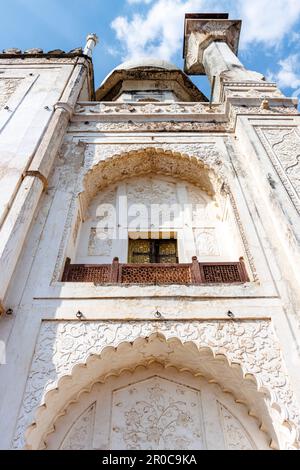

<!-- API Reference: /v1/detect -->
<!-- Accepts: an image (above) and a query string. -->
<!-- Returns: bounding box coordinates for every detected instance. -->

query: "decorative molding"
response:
[51,141,87,282]
[68,103,299,134]
[256,127,300,214]
[75,102,225,117]
[82,144,227,180]
[71,120,230,133]
[13,320,300,449]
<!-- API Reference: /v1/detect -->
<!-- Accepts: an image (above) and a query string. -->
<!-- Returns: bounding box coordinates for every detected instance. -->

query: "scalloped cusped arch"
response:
[79,146,227,214]
[21,321,300,450]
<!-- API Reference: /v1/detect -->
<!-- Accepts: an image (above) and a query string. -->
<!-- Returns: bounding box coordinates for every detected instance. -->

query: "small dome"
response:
[99,58,180,88]
[96,57,208,102]
[114,58,180,72]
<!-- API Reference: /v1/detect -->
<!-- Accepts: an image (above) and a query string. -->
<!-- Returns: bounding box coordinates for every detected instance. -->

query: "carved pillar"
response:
[183,14,264,101]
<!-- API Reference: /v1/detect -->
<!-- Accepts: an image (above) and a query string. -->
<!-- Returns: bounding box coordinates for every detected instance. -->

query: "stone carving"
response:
[271,131,300,187]
[72,89,298,136]
[75,102,224,116]
[53,144,256,283]
[127,177,178,207]
[88,121,230,133]
[226,88,284,99]
[219,403,255,450]
[259,128,300,208]
[0,78,21,110]
[60,403,96,450]
[202,20,231,35]
[88,228,113,256]
[194,228,220,257]
[51,141,87,282]
[223,138,258,281]
[82,143,225,181]
[13,320,300,449]
[111,376,204,450]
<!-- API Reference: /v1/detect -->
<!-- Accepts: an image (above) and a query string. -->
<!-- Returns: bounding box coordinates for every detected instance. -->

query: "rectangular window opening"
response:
[128,233,178,264]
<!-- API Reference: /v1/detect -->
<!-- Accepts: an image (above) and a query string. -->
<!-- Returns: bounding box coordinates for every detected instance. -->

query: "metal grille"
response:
[120,264,191,285]
[202,264,242,283]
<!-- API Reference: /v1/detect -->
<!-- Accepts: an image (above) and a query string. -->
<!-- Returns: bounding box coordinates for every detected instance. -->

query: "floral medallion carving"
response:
[111,377,204,450]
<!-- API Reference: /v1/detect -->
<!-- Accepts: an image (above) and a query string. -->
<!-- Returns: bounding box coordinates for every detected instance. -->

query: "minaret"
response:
[183,13,264,101]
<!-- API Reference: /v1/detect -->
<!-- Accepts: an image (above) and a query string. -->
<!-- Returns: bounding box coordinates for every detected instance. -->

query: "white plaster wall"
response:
[0,62,75,227]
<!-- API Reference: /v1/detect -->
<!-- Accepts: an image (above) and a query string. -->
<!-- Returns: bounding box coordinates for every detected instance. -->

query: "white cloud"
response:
[239,0,300,47]
[268,54,300,90]
[111,0,206,61]
[111,0,300,61]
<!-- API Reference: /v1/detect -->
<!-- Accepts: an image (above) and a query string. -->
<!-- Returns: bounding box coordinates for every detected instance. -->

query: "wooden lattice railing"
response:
[62,257,249,285]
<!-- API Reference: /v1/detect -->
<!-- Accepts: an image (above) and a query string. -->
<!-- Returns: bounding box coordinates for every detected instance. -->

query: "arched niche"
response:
[60,148,253,277]
[45,364,271,451]
[22,324,299,451]
[73,174,244,265]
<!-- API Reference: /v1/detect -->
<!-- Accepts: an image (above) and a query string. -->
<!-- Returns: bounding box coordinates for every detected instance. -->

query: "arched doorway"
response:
[22,326,295,450]
[45,364,270,450]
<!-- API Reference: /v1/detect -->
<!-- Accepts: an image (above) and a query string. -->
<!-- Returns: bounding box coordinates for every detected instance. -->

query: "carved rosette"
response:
[12,320,300,449]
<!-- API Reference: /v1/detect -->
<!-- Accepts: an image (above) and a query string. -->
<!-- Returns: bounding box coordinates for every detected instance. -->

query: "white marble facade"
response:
[0,17,300,451]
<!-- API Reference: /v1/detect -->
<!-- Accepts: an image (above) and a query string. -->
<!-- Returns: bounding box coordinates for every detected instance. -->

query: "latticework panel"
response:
[202,264,243,283]
[64,265,111,283]
[62,260,248,284]
[120,264,192,285]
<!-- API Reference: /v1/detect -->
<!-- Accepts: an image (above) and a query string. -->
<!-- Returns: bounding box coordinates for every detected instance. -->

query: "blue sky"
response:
[1,0,300,99]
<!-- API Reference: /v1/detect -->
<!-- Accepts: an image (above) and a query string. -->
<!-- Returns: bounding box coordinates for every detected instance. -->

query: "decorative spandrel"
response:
[60,403,96,450]
[219,403,255,450]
